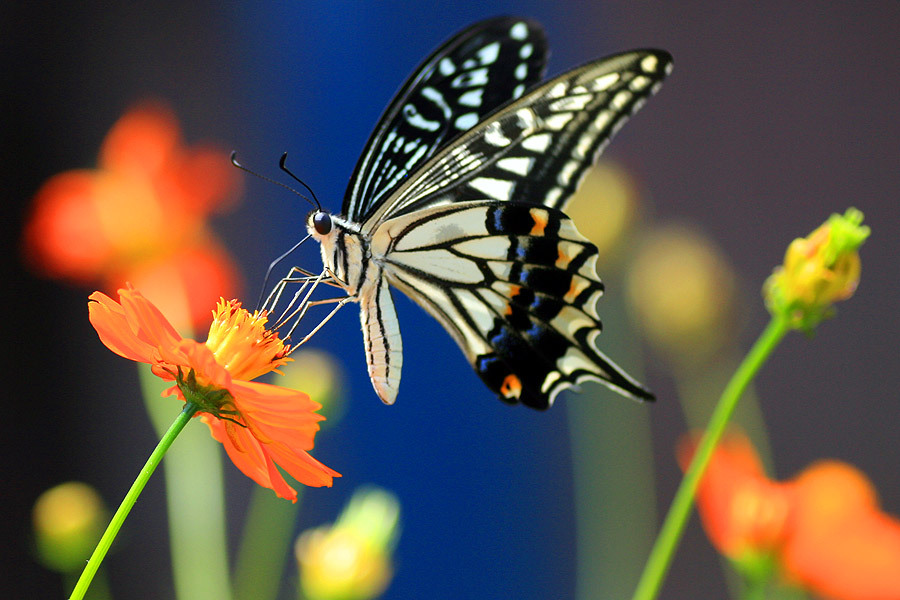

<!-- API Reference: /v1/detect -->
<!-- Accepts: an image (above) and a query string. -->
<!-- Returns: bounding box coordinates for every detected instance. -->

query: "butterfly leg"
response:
[286,295,357,349]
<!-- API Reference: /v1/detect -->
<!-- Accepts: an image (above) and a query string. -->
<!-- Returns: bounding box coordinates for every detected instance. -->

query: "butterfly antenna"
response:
[279,153,322,211]
[230,151,319,210]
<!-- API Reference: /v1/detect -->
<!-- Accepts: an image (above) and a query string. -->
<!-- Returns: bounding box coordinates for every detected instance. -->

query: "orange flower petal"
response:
[782,461,900,600]
[23,171,112,281]
[231,380,325,450]
[116,286,184,356]
[175,338,232,389]
[789,460,878,519]
[88,286,193,376]
[204,416,301,501]
[264,437,341,489]
[678,431,789,557]
[88,290,160,363]
[99,103,179,177]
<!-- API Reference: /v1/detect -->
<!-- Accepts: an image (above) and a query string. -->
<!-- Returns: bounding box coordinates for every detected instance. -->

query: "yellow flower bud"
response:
[764,208,869,330]
[33,482,107,573]
[297,487,400,600]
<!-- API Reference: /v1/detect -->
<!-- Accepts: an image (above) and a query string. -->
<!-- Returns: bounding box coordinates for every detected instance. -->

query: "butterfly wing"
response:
[342,17,548,223]
[361,49,671,407]
[372,200,651,408]
[363,49,672,229]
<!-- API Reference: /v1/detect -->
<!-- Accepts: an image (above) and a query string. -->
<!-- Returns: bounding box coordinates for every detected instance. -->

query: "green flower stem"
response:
[632,314,791,600]
[233,485,301,600]
[69,402,200,600]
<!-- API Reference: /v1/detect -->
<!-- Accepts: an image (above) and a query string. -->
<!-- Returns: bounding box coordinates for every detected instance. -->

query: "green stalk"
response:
[631,315,791,600]
[69,402,199,600]
[232,486,301,600]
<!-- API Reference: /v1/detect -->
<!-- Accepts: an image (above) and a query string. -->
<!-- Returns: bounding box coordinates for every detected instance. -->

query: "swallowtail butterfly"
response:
[305,16,671,409]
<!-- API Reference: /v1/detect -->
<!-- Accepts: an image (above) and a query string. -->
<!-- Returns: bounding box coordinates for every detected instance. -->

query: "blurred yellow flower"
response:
[764,208,869,331]
[626,225,737,366]
[33,482,107,573]
[297,487,401,600]
[565,162,641,261]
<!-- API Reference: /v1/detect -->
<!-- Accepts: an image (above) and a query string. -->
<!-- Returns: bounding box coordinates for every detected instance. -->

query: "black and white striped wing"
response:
[376,201,652,409]
[362,49,672,229]
[342,17,548,223]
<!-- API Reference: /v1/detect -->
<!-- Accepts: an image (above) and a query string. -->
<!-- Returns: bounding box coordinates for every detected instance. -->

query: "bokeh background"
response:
[5,2,899,599]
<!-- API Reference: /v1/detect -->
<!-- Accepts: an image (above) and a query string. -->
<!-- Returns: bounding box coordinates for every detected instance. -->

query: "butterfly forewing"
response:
[363,49,672,228]
[342,17,548,223]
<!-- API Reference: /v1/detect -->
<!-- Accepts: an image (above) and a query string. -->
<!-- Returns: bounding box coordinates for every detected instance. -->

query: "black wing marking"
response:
[342,16,548,223]
[363,50,672,229]
[375,200,654,409]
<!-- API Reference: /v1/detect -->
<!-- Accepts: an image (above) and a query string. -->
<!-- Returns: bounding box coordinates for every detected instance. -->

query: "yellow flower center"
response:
[205,299,291,380]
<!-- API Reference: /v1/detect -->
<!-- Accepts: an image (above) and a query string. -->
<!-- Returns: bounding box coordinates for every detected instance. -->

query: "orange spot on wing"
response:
[529,208,548,236]
[500,374,522,399]
[556,245,573,269]
[564,277,587,303]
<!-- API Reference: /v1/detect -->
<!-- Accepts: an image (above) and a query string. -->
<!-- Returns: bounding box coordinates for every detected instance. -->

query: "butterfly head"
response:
[308,210,333,236]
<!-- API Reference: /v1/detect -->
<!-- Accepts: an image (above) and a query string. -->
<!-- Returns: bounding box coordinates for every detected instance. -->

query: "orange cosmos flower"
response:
[88,285,340,500]
[680,431,900,600]
[23,102,241,330]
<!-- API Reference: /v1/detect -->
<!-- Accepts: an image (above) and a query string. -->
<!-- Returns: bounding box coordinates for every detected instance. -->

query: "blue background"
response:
[5,2,900,599]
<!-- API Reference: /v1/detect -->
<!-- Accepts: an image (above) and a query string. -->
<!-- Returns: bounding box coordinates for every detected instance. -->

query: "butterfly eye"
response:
[312,211,332,235]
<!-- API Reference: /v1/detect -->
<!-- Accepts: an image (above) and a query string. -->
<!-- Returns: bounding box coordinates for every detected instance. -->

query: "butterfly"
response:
[304,16,672,409]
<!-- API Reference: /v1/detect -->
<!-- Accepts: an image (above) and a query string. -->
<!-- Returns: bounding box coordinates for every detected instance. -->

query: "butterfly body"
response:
[307,17,672,409]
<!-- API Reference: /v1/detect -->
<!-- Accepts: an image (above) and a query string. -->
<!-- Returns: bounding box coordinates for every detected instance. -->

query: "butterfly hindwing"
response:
[373,200,652,408]
[342,17,548,223]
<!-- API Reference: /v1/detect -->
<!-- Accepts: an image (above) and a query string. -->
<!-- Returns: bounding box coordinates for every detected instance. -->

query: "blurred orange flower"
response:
[680,431,900,599]
[23,103,241,330]
[783,462,900,600]
[89,286,340,500]
[677,431,789,562]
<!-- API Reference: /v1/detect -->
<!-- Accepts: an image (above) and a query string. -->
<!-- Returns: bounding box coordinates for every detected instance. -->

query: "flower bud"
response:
[764,208,869,331]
